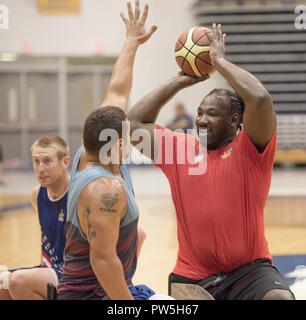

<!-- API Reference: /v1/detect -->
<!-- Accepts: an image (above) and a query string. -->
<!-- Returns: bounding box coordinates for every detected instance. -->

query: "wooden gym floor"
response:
[1,193,306,296]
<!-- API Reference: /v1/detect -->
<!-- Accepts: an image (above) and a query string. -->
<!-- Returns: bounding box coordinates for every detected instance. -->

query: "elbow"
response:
[127,111,141,122]
[90,254,110,276]
[90,250,105,269]
[105,82,129,103]
[129,119,143,132]
[138,228,147,243]
[253,91,273,108]
[90,249,116,270]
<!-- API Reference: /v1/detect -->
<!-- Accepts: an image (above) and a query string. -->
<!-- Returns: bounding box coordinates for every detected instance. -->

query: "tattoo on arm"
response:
[99,193,119,214]
[85,206,97,243]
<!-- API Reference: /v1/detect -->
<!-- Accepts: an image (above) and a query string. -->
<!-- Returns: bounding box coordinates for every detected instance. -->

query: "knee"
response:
[138,228,147,244]
[9,271,28,296]
[263,289,295,300]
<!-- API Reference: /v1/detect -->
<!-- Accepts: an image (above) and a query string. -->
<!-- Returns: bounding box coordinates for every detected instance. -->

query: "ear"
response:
[62,155,70,168]
[231,113,241,128]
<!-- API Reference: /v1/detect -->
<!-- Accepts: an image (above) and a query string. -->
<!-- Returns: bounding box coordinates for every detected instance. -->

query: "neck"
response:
[102,163,121,175]
[208,129,238,151]
[47,174,69,200]
[85,153,121,176]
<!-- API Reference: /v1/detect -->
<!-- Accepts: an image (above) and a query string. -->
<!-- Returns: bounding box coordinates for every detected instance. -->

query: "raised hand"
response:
[175,71,210,89]
[120,0,157,45]
[205,23,226,65]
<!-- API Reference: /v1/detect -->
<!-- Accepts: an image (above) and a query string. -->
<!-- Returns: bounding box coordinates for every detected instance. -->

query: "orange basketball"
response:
[175,27,213,77]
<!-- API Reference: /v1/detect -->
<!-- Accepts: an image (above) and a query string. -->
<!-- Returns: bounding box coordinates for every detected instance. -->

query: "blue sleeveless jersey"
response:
[57,146,154,300]
[37,187,67,277]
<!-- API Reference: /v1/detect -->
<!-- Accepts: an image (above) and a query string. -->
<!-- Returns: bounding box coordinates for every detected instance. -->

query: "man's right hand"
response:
[174,71,210,89]
[205,23,226,66]
[120,0,157,46]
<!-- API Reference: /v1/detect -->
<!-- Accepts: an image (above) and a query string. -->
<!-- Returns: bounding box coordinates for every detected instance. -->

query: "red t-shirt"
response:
[154,125,277,280]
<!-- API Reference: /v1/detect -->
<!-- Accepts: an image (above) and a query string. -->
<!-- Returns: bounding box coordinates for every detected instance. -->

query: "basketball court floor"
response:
[1,166,306,299]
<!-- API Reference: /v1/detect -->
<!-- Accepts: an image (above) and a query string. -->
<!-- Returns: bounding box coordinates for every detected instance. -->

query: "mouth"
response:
[197,126,211,134]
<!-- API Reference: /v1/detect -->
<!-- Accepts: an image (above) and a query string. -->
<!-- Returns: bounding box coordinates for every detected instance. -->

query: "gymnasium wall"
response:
[0,0,224,124]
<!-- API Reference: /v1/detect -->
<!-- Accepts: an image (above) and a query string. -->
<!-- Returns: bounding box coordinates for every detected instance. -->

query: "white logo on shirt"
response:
[194,154,205,164]
[58,209,65,222]
[221,148,233,160]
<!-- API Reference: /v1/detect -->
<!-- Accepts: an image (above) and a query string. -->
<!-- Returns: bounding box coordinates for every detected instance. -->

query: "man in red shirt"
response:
[128,24,294,299]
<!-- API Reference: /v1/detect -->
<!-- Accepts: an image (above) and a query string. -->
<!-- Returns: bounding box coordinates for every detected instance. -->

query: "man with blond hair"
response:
[0,135,70,299]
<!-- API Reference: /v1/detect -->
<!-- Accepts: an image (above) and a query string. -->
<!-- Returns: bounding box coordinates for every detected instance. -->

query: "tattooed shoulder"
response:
[99,192,119,214]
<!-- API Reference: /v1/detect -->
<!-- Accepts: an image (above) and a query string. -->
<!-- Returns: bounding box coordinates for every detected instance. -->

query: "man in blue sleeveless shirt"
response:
[57,0,165,300]
[0,135,69,299]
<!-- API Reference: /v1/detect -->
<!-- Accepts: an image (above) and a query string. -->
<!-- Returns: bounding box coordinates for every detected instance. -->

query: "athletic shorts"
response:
[129,284,155,300]
[58,284,155,300]
[168,258,295,300]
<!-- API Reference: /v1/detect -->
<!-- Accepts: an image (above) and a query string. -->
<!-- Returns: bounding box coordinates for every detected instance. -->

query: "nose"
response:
[36,162,46,173]
[197,114,209,127]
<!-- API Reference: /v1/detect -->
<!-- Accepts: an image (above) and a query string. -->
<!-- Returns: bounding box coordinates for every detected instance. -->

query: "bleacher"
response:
[192,0,306,164]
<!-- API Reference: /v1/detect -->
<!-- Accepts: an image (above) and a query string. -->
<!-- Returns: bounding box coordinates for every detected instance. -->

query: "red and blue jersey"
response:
[58,147,140,299]
[37,187,67,277]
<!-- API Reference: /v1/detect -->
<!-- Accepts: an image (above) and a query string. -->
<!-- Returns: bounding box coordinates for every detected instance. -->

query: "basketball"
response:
[175,27,213,77]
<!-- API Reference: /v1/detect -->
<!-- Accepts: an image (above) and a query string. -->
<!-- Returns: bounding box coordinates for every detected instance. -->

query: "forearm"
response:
[128,77,185,123]
[91,256,134,300]
[102,40,139,108]
[214,58,271,105]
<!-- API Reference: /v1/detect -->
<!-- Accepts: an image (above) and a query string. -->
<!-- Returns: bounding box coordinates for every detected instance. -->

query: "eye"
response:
[44,159,52,165]
[197,110,202,116]
[208,111,218,117]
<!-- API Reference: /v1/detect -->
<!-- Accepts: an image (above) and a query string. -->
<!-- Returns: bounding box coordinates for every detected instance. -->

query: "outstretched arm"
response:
[205,24,276,151]
[128,72,208,123]
[101,0,157,111]
[127,73,209,159]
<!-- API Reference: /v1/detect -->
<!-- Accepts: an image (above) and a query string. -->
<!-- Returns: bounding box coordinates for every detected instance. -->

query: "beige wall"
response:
[0,0,226,124]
